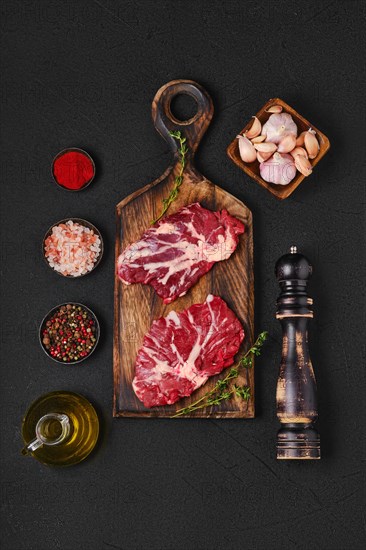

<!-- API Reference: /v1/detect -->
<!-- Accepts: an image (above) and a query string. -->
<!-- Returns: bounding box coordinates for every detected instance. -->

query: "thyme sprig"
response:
[171,331,268,417]
[151,130,188,225]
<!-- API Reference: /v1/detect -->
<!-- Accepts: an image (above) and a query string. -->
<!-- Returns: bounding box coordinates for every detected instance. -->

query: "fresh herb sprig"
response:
[171,331,268,418]
[151,130,188,225]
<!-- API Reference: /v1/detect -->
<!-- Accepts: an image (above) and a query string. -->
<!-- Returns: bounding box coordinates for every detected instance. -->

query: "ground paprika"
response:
[52,148,95,191]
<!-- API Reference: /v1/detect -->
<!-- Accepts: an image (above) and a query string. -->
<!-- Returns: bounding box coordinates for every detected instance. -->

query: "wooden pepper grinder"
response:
[275,246,320,459]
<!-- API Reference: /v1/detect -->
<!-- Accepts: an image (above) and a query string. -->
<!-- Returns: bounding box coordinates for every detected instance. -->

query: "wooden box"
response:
[227,98,330,200]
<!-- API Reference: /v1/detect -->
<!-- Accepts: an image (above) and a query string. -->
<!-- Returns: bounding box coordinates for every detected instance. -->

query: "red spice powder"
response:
[53,150,95,190]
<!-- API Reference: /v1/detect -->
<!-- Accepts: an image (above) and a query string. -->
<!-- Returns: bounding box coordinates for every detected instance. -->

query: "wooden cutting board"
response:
[114,80,254,418]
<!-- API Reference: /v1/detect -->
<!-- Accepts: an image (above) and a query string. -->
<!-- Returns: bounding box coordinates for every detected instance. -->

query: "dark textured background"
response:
[1,1,365,549]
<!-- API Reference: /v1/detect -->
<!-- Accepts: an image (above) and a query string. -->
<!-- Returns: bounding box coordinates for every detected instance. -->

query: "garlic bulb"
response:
[237,134,257,163]
[262,113,298,144]
[259,152,297,185]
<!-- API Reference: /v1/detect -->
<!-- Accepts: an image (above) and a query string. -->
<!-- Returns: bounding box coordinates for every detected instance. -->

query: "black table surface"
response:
[1,1,365,549]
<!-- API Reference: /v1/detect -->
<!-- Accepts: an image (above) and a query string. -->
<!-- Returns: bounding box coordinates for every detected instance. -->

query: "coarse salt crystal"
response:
[44,221,101,277]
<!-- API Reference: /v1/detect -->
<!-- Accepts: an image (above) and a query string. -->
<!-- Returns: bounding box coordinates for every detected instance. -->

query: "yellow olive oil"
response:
[22,391,99,466]
[38,415,64,440]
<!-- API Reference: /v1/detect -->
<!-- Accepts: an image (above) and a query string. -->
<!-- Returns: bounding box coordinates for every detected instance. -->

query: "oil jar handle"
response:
[23,437,44,454]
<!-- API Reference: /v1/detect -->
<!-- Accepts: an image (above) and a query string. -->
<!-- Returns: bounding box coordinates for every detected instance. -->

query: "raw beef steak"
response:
[132,295,244,408]
[117,202,244,303]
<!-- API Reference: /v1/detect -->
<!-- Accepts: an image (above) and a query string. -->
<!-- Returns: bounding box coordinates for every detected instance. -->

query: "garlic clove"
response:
[277,133,297,153]
[257,150,273,163]
[265,105,283,113]
[304,129,320,159]
[245,116,262,139]
[254,141,277,153]
[290,147,308,159]
[295,131,307,147]
[251,135,266,143]
[237,134,257,163]
[259,152,297,185]
[294,154,313,176]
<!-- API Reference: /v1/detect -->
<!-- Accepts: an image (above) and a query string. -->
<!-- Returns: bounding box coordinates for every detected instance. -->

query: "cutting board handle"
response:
[152,80,214,158]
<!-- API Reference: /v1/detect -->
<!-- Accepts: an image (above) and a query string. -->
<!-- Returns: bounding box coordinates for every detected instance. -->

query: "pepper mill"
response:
[275,246,320,459]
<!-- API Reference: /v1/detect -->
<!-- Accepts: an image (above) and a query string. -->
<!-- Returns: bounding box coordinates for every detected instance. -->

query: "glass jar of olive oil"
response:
[21,391,99,466]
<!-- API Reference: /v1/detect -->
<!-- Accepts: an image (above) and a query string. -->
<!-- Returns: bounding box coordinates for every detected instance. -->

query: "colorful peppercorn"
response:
[41,304,98,363]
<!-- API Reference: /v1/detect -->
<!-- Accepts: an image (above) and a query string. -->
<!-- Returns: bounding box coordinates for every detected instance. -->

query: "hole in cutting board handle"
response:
[169,93,199,124]
[152,80,213,154]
